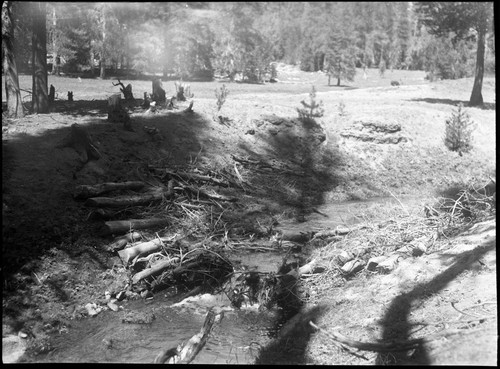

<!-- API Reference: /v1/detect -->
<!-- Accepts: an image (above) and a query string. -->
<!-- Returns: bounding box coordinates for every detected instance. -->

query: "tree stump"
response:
[107,93,132,130]
[112,79,134,100]
[152,78,166,104]
[142,92,151,109]
[48,85,55,105]
[60,123,101,163]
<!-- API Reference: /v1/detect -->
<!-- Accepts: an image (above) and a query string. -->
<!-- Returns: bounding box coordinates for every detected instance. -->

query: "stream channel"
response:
[38,196,418,363]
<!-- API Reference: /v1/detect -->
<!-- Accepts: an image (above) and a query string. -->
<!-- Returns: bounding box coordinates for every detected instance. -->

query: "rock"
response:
[376,254,401,273]
[366,256,387,271]
[2,334,27,363]
[107,300,119,312]
[340,259,365,276]
[340,117,408,144]
[85,303,100,317]
[337,250,354,265]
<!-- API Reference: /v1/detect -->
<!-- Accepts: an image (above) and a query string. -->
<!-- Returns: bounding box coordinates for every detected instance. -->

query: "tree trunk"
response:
[50,4,60,76]
[469,27,486,106]
[100,6,106,79]
[32,1,49,114]
[1,1,24,117]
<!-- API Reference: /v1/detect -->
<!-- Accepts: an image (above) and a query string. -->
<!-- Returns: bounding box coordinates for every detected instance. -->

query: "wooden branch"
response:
[155,309,217,363]
[150,167,229,187]
[107,231,142,252]
[131,257,180,284]
[308,322,481,354]
[73,181,146,199]
[84,188,168,208]
[117,237,171,265]
[100,217,169,236]
[182,184,237,202]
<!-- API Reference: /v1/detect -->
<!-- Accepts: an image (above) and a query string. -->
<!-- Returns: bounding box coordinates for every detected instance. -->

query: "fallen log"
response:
[74,181,146,199]
[108,231,142,252]
[154,308,217,364]
[117,236,171,265]
[85,188,168,208]
[132,257,180,284]
[100,218,169,236]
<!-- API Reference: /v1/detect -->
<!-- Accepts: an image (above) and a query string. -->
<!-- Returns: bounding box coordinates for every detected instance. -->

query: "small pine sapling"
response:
[215,84,229,112]
[297,86,324,124]
[338,100,347,116]
[444,103,475,156]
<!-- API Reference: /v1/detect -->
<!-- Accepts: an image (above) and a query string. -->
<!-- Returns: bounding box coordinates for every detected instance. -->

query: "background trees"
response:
[2,2,495,113]
[415,2,494,106]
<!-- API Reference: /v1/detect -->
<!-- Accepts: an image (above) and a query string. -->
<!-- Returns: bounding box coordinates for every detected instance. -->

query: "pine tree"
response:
[444,103,475,156]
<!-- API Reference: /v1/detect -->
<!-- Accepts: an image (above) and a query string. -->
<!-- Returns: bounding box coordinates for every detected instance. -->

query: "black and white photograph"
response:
[2,2,495,365]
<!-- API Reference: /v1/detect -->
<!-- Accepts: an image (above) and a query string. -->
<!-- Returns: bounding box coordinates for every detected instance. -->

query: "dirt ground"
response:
[2,64,496,364]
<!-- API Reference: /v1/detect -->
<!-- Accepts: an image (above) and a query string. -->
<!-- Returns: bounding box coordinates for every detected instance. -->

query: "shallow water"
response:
[38,196,421,363]
[39,293,279,364]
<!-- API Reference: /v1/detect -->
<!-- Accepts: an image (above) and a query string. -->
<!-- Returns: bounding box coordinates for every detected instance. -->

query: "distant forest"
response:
[8,2,496,82]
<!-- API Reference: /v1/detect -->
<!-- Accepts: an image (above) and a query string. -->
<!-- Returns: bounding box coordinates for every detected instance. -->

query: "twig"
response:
[309,321,482,353]
[387,190,409,216]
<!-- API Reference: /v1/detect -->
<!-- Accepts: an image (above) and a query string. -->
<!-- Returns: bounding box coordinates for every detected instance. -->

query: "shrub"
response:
[444,103,475,156]
[215,84,229,112]
[297,86,324,124]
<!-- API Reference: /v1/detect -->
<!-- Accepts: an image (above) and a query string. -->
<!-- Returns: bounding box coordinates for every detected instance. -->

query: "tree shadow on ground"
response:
[255,304,330,364]
[375,237,495,365]
[409,97,496,110]
[1,102,213,294]
[236,115,344,219]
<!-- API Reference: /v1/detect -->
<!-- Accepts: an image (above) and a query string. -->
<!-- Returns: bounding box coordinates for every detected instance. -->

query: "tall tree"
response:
[31,1,48,113]
[416,2,493,106]
[2,1,24,117]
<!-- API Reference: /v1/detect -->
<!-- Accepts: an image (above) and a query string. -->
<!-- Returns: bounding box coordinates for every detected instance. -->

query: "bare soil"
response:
[2,65,496,364]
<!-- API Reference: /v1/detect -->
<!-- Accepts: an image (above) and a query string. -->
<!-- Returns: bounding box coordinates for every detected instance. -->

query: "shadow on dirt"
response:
[237,115,343,219]
[409,97,496,111]
[375,237,496,365]
[50,99,108,117]
[255,304,330,364]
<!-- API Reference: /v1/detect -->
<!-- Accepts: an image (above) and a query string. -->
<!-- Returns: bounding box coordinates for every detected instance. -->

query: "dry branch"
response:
[182,184,237,202]
[154,309,217,364]
[74,181,146,199]
[150,167,229,187]
[309,321,484,354]
[118,237,171,265]
[85,188,169,208]
[100,218,169,236]
[131,257,180,284]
